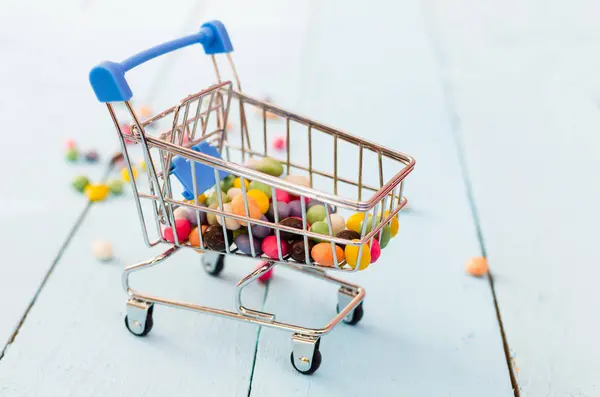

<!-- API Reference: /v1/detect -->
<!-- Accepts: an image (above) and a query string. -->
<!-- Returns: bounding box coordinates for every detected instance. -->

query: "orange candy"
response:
[465,256,489,277]
[310,243,345,267]
[189,225,209,247]
[230,194,262,226]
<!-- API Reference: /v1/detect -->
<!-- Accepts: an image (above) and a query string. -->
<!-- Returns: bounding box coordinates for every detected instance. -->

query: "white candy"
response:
[284,174,310,188]
[244,158,262,170]
[216,203,241,230]
[92,240,113,261]
[174,206,197,225]
[329,214,346,235]
[227,187,243,201]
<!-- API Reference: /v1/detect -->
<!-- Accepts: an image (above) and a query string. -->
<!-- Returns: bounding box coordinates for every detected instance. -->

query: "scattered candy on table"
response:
[255,261,273,283]
[121,167,138,182]
[72,175,90,192]
[107,179,124,195]
[466,256,489,277]
[92,239,113,261]
[85,184,110,202]
[65,139,76,149]
[137,160,147,172]
[120,124,134,144]
[272,136,286,151]
[65,147,78,162]
[84,150,99,162]
[138,105,153,119]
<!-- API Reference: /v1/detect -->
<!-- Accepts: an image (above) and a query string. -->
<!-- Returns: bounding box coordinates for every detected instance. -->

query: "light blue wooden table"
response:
[0,0,595,396]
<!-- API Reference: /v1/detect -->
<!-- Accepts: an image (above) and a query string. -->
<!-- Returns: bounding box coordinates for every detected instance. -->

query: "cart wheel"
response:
[202,253,225,276]
[124,304,154,337]
[337,302,364,325]
[290,348,322,375]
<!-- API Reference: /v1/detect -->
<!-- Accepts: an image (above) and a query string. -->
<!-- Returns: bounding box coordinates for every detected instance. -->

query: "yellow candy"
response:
[384,210,400,237]
[185,193,206,205]
[121,167,138,182]
[247,189,269,214]
[346,213,372,233]
[138,160,147,172]
[233,177,250,190]
[344,240,371,270]
[85,184,110,202]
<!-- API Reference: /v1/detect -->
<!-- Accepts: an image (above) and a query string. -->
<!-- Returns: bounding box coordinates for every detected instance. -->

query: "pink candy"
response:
[121,124,134,144]
[272,136,286,151]
[261,235,289,259]
[370,239,381,263]
[65,139,76,149]
[255,261,274,283]
[275,189,291,203]
[163,219,192,243]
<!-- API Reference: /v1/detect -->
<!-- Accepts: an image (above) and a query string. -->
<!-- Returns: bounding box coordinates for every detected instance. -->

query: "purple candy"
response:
[234,234,263,256]
[250,215,272,239]
[267,201,290,222]
[190,203,208,225]
[288,200,303,218]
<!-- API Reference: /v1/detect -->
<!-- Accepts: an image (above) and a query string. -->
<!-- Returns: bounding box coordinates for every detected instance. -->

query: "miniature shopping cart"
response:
[90,20,415,374]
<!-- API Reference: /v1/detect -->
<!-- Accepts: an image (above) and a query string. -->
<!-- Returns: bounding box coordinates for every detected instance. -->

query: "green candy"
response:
[256,157,283,177]
[306,205,326,225]
[310,221,330,242]
[72,175,89,192]
[65,148,78,162]
[205,191,231,207]
[108,179,124,195]
[358,214,374,235]
[248,181,272,198]
[376,225,392,248]
[206,202,220,225]
[232,228,248,239]
[220,175,235,193]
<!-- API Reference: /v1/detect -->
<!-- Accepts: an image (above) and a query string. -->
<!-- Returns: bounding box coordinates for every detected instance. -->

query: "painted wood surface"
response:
[248,1,513,396]
[425,0,600,395]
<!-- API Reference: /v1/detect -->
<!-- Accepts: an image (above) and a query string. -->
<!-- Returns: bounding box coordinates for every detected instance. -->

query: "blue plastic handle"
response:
[89,21,233,103]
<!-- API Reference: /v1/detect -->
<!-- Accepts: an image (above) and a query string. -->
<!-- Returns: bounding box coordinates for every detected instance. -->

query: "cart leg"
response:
[235,261,276,321]
[124,298,154,337]
[290,333,322,375]
[337,286,364,325]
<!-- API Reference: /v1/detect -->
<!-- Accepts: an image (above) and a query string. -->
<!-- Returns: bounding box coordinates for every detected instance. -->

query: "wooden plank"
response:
[248,1,514,395]
[0,0,206,351]
[424,1,600,395]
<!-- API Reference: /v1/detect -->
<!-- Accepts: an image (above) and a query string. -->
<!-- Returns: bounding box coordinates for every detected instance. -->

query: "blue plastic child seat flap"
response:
[171,142,229,200]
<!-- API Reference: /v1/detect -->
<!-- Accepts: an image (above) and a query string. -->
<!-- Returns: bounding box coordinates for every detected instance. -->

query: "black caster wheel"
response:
[203,254,225,276]
[337,301,364,325]
[124,304,154,337]
[290,348,322,375]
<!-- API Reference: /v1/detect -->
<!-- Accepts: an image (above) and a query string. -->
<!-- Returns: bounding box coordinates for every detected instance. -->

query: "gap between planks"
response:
[418,1,520,396]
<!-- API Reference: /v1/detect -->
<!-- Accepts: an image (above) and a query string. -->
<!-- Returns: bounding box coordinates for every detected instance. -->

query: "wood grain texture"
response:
[248,1,514,396]
[424,0,600,395]
[0,0,207,350]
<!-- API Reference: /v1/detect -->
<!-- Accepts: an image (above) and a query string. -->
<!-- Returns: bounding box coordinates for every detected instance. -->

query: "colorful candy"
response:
[311,243,344,267]
[231,194,262,226]
[84,150,99,162]
[346,212,373,234]
[234,234,262,256]
[248,181,272,198]
[189,225,208,248]
[466,256,488,277]
[107,179,124,195]
[290,240,315,263]
[256,157,283,177]
[288,200,303,218]
[309,221,329,241]
[92,239,113,261]
[256,261,274,283]
[384,210,400,237]
[205,191,231,207]
[84,184,110,202]
[306,204,326,225]
[233,177,250,190]
[243,158,262,170]
[250,215,272,239]
[336,230,361,249]
[163,219,192,243]
[120,124,134,144]
[247,189,270,214]
[138,105,153,118]
[376,225,392,248]
[275,189,291,203]
[65,147,78,162]
[216,203,241,230]
[344,240,371,270]
[284,175,310,187]
[272,136,286,151]
[278,217,304,241]
[204,225,232,251]
[72,175,90,192]
[329,214,346,235]
[262,235,289,259]
[121,167,138,182]
[220,175,235,193]
[370,239,381,263]
[65,139,76,149]
[227,187,243,201]
[267,201,290,222]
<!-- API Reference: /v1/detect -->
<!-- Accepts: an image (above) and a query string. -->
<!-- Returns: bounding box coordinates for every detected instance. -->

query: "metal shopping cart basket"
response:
[89,20,415,374]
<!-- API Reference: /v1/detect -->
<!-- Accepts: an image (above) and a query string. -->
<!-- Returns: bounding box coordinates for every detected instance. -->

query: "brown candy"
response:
[335,230,361,249]
[290,240,315,263]
[278,217,304,241]
[204,225,233,252]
